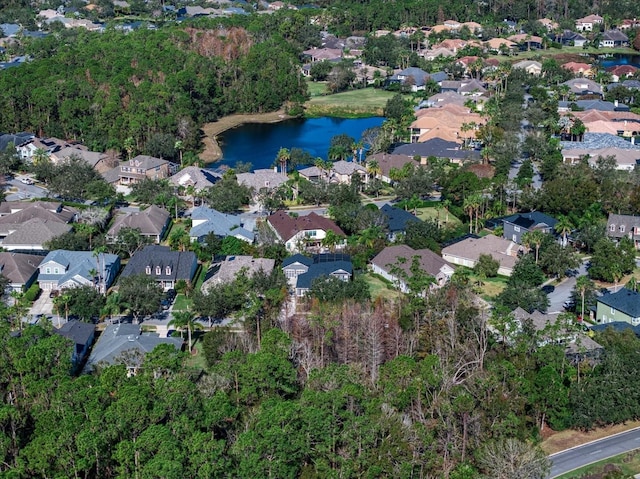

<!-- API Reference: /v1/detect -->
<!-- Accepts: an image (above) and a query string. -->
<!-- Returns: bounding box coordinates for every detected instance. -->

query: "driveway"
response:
[548,427,640,477]
[546,260,588,314]
[4,178,49,201]
[29,292,54,316]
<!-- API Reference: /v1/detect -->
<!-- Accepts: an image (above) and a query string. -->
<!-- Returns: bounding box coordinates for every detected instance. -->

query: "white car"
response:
[20,177,34,185]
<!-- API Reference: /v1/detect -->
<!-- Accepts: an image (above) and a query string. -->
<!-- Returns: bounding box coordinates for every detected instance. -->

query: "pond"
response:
[213,116,385,171]
[596,53,640,69]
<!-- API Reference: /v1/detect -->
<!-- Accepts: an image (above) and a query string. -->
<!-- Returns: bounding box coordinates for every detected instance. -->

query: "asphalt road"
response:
[548,427,640,477]
[546,260,589,314]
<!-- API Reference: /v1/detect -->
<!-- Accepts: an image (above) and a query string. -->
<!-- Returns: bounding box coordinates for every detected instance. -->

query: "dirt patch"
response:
[199,109,293,164]
[541,421,640,455]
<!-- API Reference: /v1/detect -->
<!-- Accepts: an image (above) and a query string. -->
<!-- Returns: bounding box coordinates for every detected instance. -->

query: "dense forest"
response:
[0,25,308,153]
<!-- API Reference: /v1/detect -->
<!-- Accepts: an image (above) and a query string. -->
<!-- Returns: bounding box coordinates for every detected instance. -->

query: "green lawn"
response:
[185,334,207,371]
[486,46,636,61]
[172,294,191,312]
[362,273,401,301]
[305,87,397,116]
[307,80,328,97]
[555,449,640,478]
[415,207,462,229]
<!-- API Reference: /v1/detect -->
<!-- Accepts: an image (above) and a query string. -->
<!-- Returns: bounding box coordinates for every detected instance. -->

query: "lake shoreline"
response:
[200,109,295,164]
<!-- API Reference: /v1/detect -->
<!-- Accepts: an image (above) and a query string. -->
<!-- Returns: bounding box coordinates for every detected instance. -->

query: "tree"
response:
[275,147,290,174]
[521,230,546,263]
[554,215,573,247]
[474,254,500,279]
[118,274,164,320]
[113,227,150,258]
[539,243,580,279]
[404,219,441,252]
[510,254,545,288]
[169,310,202,353]
[65,285,105,322]
[574,275,594,321]
[203,173,252,213]
[308,276,370,304]
[589,237,636,284]
[478,438,550,479]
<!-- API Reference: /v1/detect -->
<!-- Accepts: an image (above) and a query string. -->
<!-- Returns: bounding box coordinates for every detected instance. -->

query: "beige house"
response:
[512,60,542,75]
[441,234,519,276]
[575,14,603,32]
[118,155,178,186]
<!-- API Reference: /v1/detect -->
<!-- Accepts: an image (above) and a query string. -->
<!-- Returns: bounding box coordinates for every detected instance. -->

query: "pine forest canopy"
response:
[0,25,308,153]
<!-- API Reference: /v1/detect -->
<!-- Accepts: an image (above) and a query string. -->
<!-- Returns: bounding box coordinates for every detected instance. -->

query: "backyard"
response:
[304,85,397,117]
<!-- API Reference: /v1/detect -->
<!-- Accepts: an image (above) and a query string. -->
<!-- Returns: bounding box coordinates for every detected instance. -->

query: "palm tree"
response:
[442,199,452,223]
[170,310,202,353]
[276,147,290,175]
[554,215,573,247]
[321,230,343,252]
[463,196,475,234]
[366,160,381,182]
[522,230,546,263]
[575,275,592,322]
[101,292,122,324]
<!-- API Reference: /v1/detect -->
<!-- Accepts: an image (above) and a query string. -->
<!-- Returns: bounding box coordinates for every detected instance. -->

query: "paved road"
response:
[549,427,640,477]
[546,260,588,314]
[5,178,49,201]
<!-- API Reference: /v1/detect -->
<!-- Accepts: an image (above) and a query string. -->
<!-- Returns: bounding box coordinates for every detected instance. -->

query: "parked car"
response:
[20,177,34,185]
[541,285,555,295]
[49,290,60,298]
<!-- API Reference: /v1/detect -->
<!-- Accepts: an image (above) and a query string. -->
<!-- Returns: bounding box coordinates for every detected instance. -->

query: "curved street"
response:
[548,427,640,477]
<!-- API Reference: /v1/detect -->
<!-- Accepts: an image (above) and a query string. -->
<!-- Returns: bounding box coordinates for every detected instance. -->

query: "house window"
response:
[512,234,517,242]
[610,224,616,231]
[165,266,171,275]
[46,267,51,274]
[54,268,59,274]
[620,225,625,233]
[514,226,520,232]
[156,266,161,275]
[145,266,151,275]
[305,230,317,237]
[286,269,296,278]
[611,307,615,315]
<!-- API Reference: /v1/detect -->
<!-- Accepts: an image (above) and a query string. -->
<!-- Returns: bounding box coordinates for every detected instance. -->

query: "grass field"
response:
[185,334,207,370]
[415,206,462,229]
[362,273,401,301]
[305,87,396,117]
[487,46,636,62]
[555,449,640,478]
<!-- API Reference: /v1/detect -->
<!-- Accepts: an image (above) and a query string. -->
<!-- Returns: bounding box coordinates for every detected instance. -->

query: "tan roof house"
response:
[441,234,519,276]
[484,37,516,52]
[366,153,418,183]
[561,61,594,77]
[575,14,603,31]
[202,255,275,291]
[107,205,170,243]
[370,245,454,292]
[512,60,542,75]
[118,155,178,186]
[410,104,486,144]
[168,166,222,191]
[0,252,43,291]
[50,146,112,173]
[538,18,559,31]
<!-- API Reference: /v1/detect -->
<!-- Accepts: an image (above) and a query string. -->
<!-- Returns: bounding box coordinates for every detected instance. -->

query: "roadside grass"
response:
[554,449,640,479]
[473,274,509,300]
[305,87,396,116]
[541,420,640,455]
[172,265,207,312]
[362,273,401,301]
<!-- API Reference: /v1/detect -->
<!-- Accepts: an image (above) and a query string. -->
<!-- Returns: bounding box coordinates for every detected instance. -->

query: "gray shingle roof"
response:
[39,250,120,288]
[189,207,254,242]
[120,245,197,283]
[296,261,353,289]
[108,205,170,238]
[380,203,421,233]
[393,138,481,161]
[598,288,640,317]
[85,323,182,370]
[560,132,640,150]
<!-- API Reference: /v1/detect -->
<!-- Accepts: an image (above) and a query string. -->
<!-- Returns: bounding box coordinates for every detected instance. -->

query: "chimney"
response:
[614,100,619,107]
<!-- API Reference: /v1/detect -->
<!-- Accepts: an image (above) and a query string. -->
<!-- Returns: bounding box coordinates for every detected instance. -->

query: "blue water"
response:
[213,116,385,171]
[598,53,640,69]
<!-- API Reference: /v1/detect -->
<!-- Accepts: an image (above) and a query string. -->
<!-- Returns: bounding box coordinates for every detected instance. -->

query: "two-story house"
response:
[189,207,254,243]
[38,250,121,293]
[118,155,178,186]
[599,29,629,48]
[606,213,640,249]
[119,245,198,291]
[267,211,345,252]
[282,253,353,297]
[596,288,640,325]
[107,205,171,244]
[575,14,603,32]
[502,212,558,245]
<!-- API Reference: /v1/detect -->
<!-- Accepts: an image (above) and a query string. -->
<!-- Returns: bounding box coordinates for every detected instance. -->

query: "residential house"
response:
[0,132,33,152]
[0,252,43,292]
[561,78,603,97]
[619,19,640,30]
[201,255,275,291]
[511,308,603,363]
[596,288,640,325]
[0,202,76,252]
[298,165,325,183]
[379,203,421,241]
[302,47,342,63]
[432,39,470,54]
[560,133,640,170]
[54,320,95,368]
[575,14,603,31]
[118,155,178,186]
[409,104,486,144]
[282,253,352,296]
[512,60,543,75]
[366,153,418,184]
[371,245,454,292]
[16,137,71,162]
[558,99,629,113]
[423,47,455,60]
[189,206,254,243]
[388,67,430,92]
[483,37,517,53]
[38,250,120,293]
[553,30,587,47]
[507,34,544,50]
[420,91,467,108]
[50,146,112,173]
[538,18,559,31]
[168,166,221,191]
[440,80,487,97]
[441,234,519,276]
[562,61,594,77]
[84,322,182,374]
[330,160,367,184]
[462,21,483,34]
[606,214,640,249]
[607,65,638,83]
[107,205,171,244]
[393,138,482,164]
[119,245,198,291]
[502,211,558,244]
[600,30,629,48]
[267,211,345,252]
[236,168,287,194]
